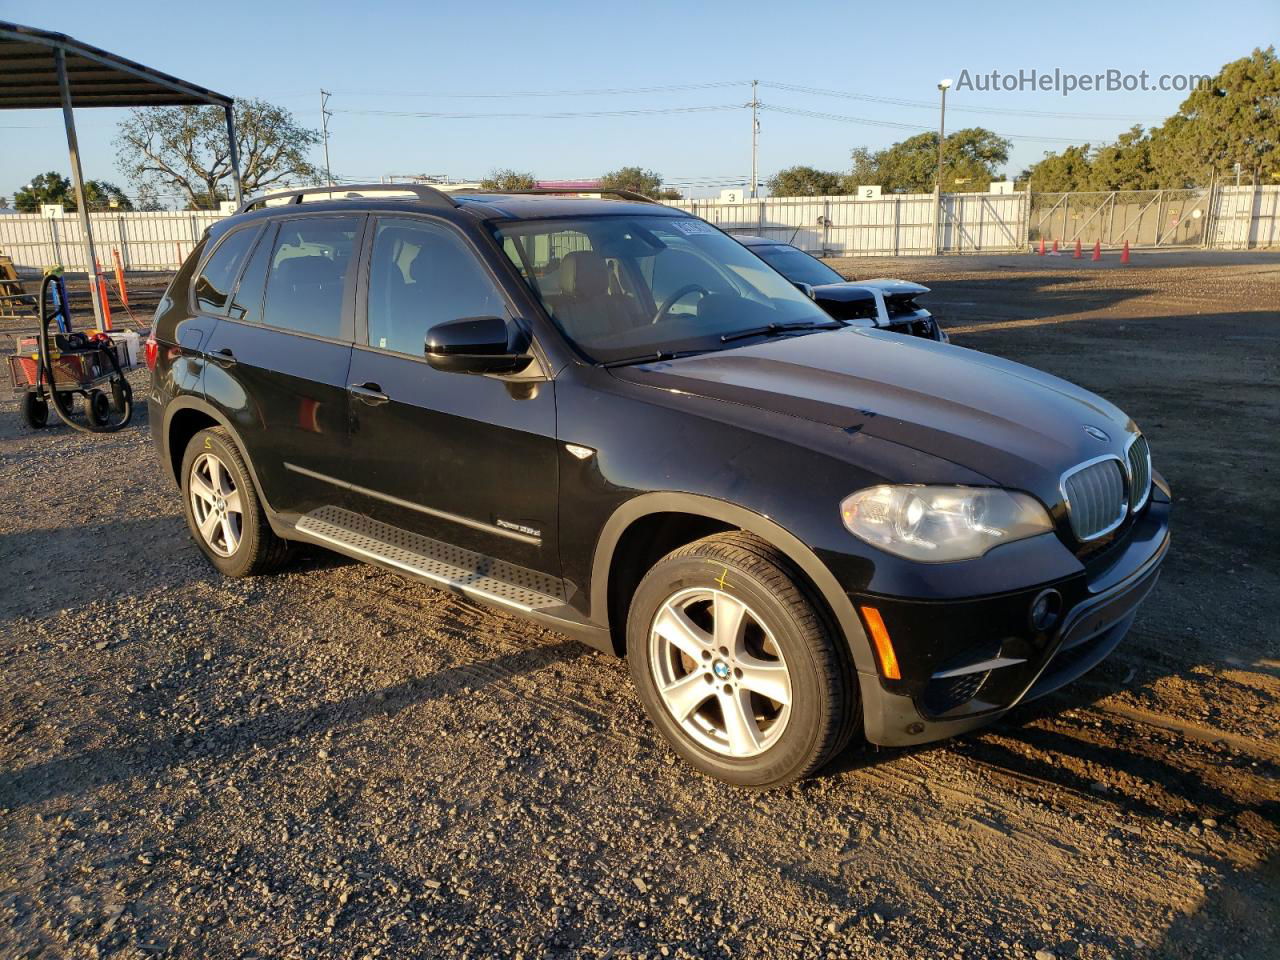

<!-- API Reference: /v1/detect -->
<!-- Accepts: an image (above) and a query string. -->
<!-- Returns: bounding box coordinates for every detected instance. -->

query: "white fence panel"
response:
[0,210,224,272]
[668,191,1027,256]
[0,186,1273,273]
[1210,185,1280,249]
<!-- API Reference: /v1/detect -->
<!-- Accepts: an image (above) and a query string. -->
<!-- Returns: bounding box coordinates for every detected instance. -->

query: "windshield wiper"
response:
[602,349,715,369]
[719,320,845,344]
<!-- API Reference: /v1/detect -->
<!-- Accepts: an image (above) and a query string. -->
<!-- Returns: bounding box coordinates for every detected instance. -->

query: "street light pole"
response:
[934,78,952,255]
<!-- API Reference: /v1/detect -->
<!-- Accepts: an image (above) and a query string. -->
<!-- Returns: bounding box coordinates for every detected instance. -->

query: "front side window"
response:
[494,216,832,364]
[260,217,360,339]
[366,218,507,356]
[192,225,261,314]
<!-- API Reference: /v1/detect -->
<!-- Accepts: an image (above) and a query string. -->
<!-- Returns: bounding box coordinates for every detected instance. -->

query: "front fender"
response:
[589,492,876,675]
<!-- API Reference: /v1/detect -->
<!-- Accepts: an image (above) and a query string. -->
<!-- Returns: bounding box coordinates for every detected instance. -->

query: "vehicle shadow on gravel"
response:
[0,639,587,813]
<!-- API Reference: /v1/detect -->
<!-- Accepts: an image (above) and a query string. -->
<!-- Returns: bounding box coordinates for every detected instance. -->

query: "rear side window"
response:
[227,224,275,324]
[192,226,261,314]
[260,217,360,339]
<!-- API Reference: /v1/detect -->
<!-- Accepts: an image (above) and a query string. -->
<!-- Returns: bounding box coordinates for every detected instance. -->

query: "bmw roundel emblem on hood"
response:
[1083,425,1111,442]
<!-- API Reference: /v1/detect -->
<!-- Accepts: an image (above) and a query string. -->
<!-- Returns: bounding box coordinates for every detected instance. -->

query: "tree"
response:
[1015,48,1279,190]
[479,168,536,190]
[115,98,321,210]
[599,166,667,199]
[841,128,1010,193]
[1149,47,1279,185]
[1088,126,1156,190]
[1020,144,1094,192]
[767,165,844,197]
[14,171,134,211]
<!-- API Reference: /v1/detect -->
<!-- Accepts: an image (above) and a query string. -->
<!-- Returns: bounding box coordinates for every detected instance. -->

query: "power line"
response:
[760,81,1160,122]
[327,80,749,99]
[333,104,742,120]
[761,104,1107,143]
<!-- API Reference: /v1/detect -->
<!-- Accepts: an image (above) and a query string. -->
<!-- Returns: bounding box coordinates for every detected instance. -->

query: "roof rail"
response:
[465,188,659,205]
[235,182,458,216]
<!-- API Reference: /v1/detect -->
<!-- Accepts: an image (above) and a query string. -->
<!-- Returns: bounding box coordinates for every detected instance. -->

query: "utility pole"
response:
[934,78,952,255]
[749,79,760,199]
[320,89,334,187]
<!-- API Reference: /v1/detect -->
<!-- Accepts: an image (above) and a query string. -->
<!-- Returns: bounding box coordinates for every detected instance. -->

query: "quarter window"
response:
[260,217,360,339]
[192,226,260,314]
[367,218,507,356]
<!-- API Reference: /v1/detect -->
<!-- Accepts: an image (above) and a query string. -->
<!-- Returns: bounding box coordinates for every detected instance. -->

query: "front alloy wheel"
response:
[649,587,792,758]
[628,532,858,787]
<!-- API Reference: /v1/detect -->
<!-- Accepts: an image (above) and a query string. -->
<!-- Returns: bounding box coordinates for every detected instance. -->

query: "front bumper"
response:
[856,492,1169,747]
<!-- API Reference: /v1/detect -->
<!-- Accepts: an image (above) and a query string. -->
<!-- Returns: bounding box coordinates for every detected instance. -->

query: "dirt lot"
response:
[1,253,1277,959]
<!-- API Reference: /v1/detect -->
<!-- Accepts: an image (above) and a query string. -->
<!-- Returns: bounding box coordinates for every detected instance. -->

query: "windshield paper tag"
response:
[672,220,716,236]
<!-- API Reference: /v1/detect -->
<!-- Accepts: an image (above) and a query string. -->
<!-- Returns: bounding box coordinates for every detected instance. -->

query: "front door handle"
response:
[348,382,389,406]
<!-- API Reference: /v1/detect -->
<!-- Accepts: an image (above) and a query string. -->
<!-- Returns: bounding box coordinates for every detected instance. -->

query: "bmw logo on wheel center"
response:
[712,660,732,679]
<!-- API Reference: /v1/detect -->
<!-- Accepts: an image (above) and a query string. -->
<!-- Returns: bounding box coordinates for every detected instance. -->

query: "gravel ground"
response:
[1,253,1277,959]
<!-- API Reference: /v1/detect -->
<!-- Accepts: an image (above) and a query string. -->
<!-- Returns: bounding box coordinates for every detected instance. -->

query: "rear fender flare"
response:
[161,395,281,523]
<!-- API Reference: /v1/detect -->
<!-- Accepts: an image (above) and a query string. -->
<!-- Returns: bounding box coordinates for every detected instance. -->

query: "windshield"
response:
[751,243,845,286]
[493,216,835,363]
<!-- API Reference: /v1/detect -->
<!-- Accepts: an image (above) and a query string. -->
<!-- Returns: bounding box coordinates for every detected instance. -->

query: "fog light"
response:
[1029,589,1062,632]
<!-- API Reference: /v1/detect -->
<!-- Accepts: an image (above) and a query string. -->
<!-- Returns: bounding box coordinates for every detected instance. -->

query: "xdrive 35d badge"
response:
[147,183,1170,788]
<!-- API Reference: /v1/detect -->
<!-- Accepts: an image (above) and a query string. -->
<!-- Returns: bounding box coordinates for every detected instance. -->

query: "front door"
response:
[344,215,559,577]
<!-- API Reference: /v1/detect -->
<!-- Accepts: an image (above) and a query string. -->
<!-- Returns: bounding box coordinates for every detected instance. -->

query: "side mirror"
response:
[794,281,816,300]
[424,316,532,375]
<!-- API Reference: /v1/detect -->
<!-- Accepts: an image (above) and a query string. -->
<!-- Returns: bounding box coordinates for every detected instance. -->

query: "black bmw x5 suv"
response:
[148,184,1170,787]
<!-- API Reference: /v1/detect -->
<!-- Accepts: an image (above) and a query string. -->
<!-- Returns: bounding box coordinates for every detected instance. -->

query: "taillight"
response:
[144,331,159,371]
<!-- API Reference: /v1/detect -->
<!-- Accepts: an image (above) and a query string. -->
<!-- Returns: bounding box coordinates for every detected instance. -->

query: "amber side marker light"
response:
[859,605,901,680]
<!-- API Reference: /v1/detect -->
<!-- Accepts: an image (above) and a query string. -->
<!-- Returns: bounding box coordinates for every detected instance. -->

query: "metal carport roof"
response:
[0,21,233,109]
[0,20,242,327]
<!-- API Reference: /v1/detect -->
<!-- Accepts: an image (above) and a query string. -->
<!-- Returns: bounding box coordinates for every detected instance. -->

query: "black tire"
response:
[20,391,48,429]
[55,391,75,416]
[111,378,132,413]
[179,427,291,577]
[87,389,111,427]
[626,531,858,788]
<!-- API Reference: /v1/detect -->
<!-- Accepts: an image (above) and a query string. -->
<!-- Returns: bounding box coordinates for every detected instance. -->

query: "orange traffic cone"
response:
[1051,239,1059,255]
[1037,237,1046,255]
[1091,240,1102,261]
[1121,241,1130,264]
[1073,239,1083,259]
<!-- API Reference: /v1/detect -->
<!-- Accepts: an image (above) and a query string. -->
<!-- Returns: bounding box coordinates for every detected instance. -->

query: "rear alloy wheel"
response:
[628,532,857,787]
[180,427,290,577]
[189,451,244,558]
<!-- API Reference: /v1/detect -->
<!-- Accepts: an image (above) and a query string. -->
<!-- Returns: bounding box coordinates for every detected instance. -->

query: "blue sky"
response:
[2,0,1276,202]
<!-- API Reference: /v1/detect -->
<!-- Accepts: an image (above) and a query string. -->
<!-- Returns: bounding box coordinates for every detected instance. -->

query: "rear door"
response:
[202,214,364,519]
[344,215,560,577]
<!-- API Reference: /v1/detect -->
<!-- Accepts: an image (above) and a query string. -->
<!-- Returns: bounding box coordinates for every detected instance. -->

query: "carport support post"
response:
[54,45,105,331]
[224,104,243,209]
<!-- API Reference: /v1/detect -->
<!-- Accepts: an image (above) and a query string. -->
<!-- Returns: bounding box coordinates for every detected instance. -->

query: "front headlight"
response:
[840,485,1053,562]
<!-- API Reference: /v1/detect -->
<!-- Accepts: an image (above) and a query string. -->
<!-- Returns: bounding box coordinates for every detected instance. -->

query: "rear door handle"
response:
[348,382,389,406]
[208,347,236,367]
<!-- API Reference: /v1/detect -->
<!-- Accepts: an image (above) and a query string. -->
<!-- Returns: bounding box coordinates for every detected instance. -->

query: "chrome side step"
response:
[295,505,566,612]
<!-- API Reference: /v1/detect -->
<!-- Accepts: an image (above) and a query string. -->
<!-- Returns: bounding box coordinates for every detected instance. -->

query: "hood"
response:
[608,327,1137,501]
[810,278,930,301]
